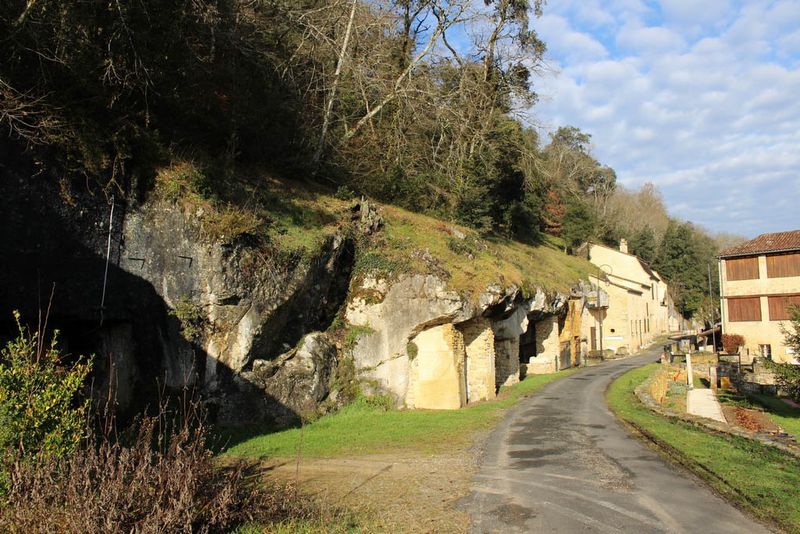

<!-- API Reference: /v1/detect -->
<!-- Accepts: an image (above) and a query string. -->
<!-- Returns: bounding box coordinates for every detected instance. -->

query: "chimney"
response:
[619,239,629,254]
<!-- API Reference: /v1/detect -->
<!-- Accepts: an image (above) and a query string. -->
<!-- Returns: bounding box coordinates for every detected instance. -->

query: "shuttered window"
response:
[768,295,800,321]
[726,257,759,281]
[766,253,800,278]
[728,297,762,322]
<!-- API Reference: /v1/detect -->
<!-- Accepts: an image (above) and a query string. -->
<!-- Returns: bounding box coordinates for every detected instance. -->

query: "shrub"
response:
[766,362,800,402]
[202,205,263,244]
[170,296,208,342]
[781,305,800,355]
[0,409,315,533]
[0,312,92,461]
[0,314,334,532]
[722,333,745,354]
[766,305,800,402]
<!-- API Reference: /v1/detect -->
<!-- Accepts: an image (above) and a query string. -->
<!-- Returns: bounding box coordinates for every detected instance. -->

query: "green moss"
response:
[343,324,375,353]
[170,296,207,342]
[406,341,418,361]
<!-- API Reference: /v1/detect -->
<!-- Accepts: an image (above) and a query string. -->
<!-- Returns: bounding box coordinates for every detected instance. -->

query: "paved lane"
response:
[461,348,771,533]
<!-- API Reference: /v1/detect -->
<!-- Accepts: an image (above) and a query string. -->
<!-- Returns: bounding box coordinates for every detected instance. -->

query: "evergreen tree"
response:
[654,220,711,318]
[629,226,657,263]
[561,198,596,250]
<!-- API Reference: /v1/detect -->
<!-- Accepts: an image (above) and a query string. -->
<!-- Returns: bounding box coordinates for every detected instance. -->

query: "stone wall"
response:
[407,324,466,409]
[559,297,584,367]
[458,318,496,403]
[492,307,529,388]
[525,316,560,375]
[494,337,521,388]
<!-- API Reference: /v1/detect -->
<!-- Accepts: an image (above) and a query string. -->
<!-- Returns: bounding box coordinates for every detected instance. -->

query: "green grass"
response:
[608,364,800,533]
[366,205,593,297]
[222,368,580,459]
[748,395,800,441]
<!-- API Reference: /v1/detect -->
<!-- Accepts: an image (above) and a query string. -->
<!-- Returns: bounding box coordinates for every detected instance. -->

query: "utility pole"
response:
[596,264,612,356]
[597,273,603,355]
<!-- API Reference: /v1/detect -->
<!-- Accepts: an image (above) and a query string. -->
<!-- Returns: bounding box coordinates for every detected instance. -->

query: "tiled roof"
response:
[719,230,800,258]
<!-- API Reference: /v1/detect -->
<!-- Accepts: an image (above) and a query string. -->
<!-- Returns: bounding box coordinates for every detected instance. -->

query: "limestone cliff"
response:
[0,164,598,424]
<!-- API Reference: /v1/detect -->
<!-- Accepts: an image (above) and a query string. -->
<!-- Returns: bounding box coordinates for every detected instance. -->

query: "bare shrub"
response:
[0,408,319,533]
[722,333,745,355]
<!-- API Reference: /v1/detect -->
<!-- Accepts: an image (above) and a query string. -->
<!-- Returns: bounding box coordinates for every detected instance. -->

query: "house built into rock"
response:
[346,275,607,410]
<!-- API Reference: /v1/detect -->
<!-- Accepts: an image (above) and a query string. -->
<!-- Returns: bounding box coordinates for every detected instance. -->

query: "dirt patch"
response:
[261,450,476,533]
[720,405,781,433]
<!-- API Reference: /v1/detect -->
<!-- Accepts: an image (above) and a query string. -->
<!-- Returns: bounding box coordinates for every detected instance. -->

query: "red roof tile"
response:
[719,230,800,258]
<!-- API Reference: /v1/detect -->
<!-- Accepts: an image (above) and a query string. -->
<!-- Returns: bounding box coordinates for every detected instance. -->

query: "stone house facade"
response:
[586,241,671,355]
[719,230,800,363]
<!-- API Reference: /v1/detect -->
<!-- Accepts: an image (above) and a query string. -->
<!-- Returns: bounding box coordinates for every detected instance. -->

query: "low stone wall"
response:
[525,356,558,375]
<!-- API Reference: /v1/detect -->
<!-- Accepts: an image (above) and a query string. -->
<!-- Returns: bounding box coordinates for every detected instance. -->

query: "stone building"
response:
[586,240,671,355]
[718,230,800,363]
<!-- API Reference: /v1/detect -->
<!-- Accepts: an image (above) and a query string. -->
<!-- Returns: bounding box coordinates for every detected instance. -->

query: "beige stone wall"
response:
[524,316,559,375]
[720,256,799,362]
[407,324,466,410]
[559,298,584,366]
[721,256,800,297]
[494,337,520,388]
[588,243,665,355]
[458,318,496,402]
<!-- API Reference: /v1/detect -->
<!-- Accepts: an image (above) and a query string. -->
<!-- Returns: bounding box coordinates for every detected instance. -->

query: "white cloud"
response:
[532,0,800,236]
[616,25,686,53]
[538,15,609,61]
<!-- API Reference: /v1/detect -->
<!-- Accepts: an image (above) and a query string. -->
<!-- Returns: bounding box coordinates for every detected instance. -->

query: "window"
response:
[768,295,800,321]
[726,257,759,281]
[759,344,771,360]
[767,253,800,278]
[727,297,762,322]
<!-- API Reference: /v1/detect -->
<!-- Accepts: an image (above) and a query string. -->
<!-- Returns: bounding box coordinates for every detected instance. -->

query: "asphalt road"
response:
[460,348,771,533]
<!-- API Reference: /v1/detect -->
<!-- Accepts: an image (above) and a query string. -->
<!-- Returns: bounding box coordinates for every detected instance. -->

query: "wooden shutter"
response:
[727,297,762,322]
[726,257,759,281]
[766,253,800,278]
[768,295,800,320]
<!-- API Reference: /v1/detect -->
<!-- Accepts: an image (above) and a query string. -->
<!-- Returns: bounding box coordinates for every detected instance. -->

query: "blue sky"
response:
[529,0,800,238]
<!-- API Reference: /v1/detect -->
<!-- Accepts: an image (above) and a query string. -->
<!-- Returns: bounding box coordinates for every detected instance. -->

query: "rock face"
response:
[0,170,353,425]
[345,274,474,403]
[406,324,466,409]
[346,273,577,407]
[0,166,592,422]
[238,332,337,425]
[118,200,354,424]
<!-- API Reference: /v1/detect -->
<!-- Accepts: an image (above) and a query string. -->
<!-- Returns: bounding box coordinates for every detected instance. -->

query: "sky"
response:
[529,0,800,238]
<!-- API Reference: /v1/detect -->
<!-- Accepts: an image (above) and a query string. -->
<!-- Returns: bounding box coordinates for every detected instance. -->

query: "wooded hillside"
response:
[0,0,741,318]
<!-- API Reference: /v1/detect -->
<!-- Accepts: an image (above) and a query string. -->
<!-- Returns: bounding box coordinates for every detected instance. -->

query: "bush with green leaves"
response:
[767,306,800,402]
[782,305,800,355]
[0,313,92,460]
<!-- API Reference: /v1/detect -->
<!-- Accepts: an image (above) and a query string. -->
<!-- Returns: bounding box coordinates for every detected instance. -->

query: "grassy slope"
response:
[156,162,593,296]
[374,205,591,297]
[222,368,579,459]
[608,364,800,533]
